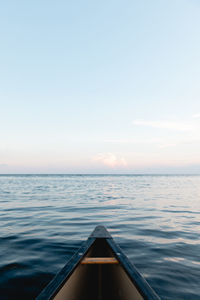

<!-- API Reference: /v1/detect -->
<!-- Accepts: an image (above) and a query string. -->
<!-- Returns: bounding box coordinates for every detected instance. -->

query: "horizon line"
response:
[0,173,200,176]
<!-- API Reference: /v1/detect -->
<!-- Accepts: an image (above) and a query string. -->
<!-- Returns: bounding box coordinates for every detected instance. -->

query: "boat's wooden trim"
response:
[81,257,118,264]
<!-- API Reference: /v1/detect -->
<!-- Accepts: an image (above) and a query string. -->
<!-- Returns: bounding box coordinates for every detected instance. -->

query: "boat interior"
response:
[53,238,144,300]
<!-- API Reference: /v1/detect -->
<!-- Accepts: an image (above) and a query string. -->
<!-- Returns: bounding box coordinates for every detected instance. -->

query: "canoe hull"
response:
[36,226,160,300]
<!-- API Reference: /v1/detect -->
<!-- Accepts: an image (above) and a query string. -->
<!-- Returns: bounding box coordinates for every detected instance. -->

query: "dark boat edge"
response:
[36,226,160,300]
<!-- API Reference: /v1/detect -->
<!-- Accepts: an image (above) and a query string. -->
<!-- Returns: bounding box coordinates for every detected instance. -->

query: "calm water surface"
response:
[0,175,200,299]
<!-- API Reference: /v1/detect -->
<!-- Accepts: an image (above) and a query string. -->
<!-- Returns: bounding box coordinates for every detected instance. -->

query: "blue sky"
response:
[1,0,200,173]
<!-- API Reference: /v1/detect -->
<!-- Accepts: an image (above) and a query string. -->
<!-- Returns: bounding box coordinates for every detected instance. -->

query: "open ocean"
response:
[0,174,200,299]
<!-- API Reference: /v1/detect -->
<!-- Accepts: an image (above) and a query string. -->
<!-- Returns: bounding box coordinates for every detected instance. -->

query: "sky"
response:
[1,0,200,174]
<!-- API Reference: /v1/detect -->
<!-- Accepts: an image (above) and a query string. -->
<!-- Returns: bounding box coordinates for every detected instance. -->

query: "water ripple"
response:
[0,175,200,299]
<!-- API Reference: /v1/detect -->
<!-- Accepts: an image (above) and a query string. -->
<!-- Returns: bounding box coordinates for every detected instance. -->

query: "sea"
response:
[0,175,200,299]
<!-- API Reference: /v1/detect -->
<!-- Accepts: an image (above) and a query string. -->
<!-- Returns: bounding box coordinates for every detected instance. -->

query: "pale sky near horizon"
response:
[1,0,200,173]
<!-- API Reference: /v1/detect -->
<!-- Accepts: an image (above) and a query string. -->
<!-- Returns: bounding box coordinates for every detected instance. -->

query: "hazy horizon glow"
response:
[1,0,200,174]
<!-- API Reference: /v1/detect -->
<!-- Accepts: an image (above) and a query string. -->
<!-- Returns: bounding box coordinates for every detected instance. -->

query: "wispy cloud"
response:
[104,135,200,149]
[93,153,127,168]
[104,138,161,144]
[132,119,194,131]
[192,113,200,119]
[158,143,177,149]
